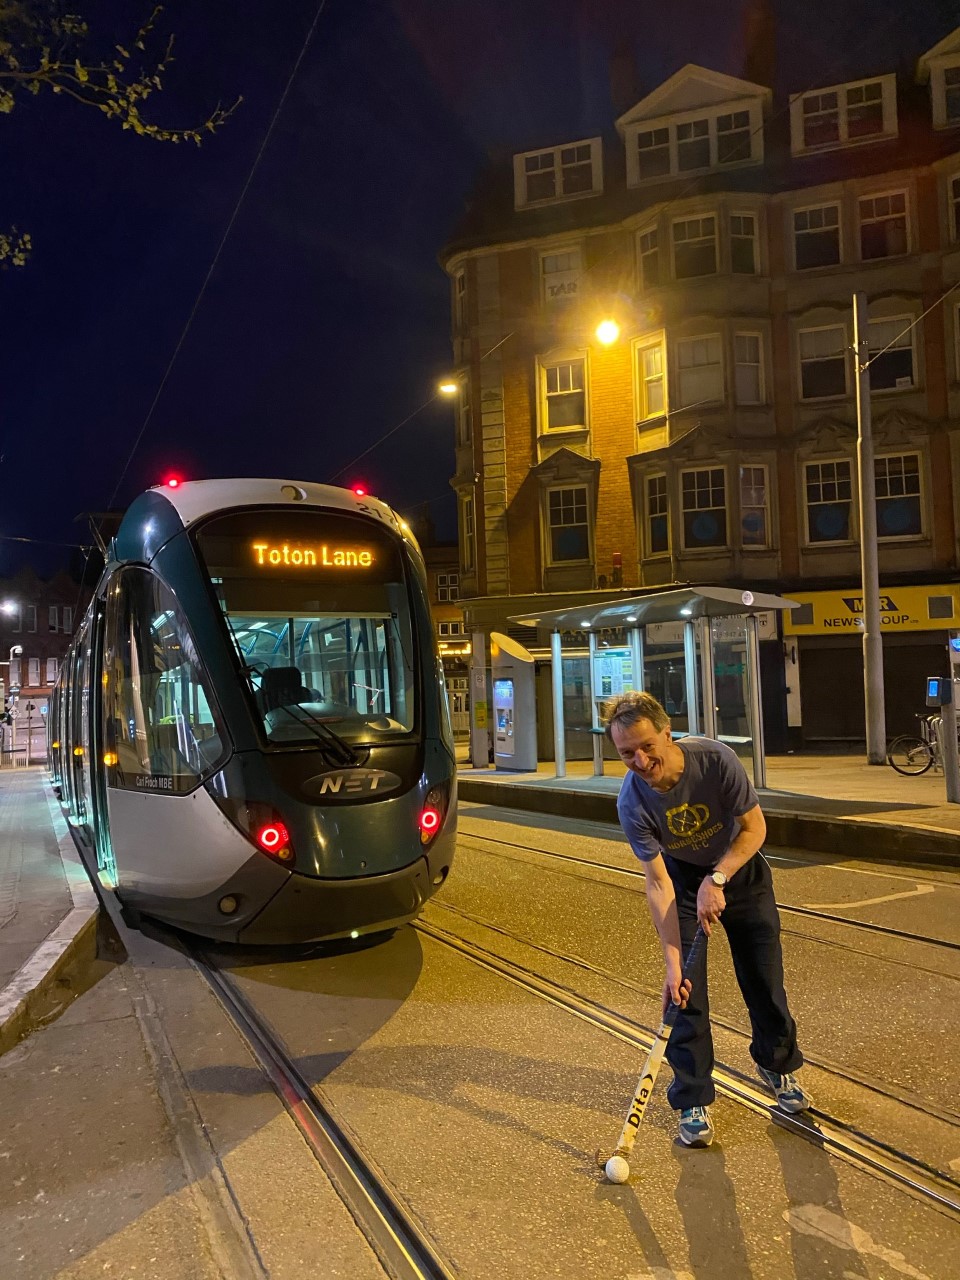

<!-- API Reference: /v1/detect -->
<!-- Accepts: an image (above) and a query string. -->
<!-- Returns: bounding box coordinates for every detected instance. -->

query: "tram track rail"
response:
[192,949,457,1280]
[457,828,960,958]
[426,896,960,1129]
[413,915,960,1222]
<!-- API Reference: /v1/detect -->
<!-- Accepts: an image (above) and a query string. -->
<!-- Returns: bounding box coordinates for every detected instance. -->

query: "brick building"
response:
[441,23,960,747]
[0,566,90,760]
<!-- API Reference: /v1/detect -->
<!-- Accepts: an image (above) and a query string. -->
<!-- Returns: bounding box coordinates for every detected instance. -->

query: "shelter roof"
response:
[509,585,797,631]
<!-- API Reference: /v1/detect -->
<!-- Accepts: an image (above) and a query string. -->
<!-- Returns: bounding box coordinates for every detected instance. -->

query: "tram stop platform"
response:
[456,748,960,868]
[1,751,958,1058]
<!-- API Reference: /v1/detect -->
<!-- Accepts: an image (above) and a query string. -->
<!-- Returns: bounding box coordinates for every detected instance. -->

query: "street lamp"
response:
[595,319,621,346]
[438,379,458,396]
[1,600,16,616]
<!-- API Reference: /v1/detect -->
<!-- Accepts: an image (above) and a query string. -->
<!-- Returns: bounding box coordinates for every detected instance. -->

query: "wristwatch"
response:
[710,870,728,888]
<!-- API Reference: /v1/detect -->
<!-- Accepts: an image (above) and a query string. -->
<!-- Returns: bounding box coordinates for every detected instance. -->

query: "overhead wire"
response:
[105,0,330,511]
[66,0,331,619]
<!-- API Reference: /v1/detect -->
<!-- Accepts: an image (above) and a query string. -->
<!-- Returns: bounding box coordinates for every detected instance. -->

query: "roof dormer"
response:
[513,138,603,211]
[918,27,960,130]
[789,74,898,156]
[616,65,771,188]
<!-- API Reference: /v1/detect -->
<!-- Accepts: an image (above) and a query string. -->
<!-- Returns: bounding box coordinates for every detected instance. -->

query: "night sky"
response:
[1,0,952,575]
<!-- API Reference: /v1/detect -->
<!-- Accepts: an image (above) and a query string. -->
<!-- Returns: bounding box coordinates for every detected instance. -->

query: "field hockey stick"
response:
[597,924,707,1183]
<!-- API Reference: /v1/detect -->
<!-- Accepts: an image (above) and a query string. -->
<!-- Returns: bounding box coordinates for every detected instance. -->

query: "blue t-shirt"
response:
[617,737,759,869]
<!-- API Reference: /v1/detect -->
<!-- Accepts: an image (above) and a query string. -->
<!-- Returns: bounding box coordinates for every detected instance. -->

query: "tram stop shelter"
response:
[509,585,798,789]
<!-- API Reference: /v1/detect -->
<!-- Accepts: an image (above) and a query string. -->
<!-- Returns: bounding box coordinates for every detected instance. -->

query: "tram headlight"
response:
[419,782,450,847]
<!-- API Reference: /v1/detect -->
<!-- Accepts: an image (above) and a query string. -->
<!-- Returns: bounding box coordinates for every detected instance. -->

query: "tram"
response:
[49,478,457,944]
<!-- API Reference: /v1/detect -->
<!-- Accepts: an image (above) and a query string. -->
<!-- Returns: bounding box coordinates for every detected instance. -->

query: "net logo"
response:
[302,768,402,801]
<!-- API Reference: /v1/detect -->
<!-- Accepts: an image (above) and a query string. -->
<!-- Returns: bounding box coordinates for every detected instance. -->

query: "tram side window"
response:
[103,569,227,793]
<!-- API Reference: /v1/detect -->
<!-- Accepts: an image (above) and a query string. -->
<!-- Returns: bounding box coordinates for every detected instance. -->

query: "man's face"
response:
[610,716,675,787]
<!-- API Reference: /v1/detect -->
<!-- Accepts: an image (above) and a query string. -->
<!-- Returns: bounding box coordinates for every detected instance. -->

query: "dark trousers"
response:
[664,852,802,1110]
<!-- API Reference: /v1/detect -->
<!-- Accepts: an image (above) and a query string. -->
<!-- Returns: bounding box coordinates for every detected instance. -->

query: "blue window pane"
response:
[877,496,920,538]
[809,502,850,542]
[552,526,588,561]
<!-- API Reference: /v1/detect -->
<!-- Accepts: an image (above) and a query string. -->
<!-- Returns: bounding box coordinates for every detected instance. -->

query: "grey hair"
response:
[602,691,670,741]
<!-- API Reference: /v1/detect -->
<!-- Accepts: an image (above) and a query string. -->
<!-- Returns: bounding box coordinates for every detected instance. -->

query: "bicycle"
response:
[887,714,941,775]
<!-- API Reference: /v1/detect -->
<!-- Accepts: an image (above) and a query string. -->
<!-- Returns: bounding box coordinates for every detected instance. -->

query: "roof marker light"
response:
[352,485,367,497]
[165,475,181,489]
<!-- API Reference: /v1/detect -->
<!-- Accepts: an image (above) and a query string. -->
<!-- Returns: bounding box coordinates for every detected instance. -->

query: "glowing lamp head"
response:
[438,380,458,396]
[595,319,620,346]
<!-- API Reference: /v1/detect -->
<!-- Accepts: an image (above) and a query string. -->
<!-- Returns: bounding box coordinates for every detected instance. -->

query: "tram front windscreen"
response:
[195,508,418,745]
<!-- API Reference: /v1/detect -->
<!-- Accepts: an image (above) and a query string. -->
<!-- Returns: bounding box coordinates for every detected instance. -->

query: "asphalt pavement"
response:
[1,757,959,1277]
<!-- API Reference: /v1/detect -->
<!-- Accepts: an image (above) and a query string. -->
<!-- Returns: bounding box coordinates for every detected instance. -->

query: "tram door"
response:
[69,623,94,837]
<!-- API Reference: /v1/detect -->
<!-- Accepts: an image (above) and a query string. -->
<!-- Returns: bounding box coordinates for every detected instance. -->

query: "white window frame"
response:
[798,325,848,401]
[858,191,909,261]
[544,484,592,567]
[437,572,460,603]
[739,464,770,549]
[637,225,660,290]
[793,203,841,271]
[803,458,855,545]
[644,473,670,558]
[675,334,724,409]
[540,245,583,305]
[46,657,59,685]
[790,74,897,155]
[461,496,475,572]
[672,215,718,280]
[454,269,466,329]
[48,605,59,632]
[929,58,960,129]
[634,334,667,421]
[26,606,37,633]
[866,316,916,394]
[63,606,73,633]
[625,99,763,186]
[28,658,40,687]
[875,451,924,541]
[734,332,764,405]
[513,138,603,210]
[538,354,588,433]
[680,466,728,551]
[730,211,758,274]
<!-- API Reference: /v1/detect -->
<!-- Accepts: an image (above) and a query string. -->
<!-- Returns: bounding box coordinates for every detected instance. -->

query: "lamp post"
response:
[853,292,887,764]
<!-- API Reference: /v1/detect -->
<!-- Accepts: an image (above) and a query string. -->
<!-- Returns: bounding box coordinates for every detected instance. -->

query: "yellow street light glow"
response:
[595,319,620,346]
[438,380,458,395]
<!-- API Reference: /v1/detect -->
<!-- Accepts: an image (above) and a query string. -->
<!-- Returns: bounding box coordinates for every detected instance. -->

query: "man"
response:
[604,690,810,1147]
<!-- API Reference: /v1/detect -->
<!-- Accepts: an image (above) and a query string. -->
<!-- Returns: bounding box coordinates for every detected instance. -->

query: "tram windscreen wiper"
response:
[269,702,361,767]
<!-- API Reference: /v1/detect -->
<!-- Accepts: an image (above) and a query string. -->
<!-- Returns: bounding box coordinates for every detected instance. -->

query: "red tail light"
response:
[419,783,450,847]
[257,822,289,852]
[419,808,441,836]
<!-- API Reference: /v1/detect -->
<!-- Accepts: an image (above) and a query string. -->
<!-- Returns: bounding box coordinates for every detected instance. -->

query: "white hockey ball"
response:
[605,1155,630,1184]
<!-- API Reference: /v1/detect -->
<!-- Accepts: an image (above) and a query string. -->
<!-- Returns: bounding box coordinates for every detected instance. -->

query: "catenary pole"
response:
[853,291,886,764]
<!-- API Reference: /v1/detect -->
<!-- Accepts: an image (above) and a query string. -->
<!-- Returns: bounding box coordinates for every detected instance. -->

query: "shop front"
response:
[782,584,960,744]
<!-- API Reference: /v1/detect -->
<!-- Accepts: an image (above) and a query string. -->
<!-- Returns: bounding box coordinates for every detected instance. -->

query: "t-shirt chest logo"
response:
[666,802,710,836]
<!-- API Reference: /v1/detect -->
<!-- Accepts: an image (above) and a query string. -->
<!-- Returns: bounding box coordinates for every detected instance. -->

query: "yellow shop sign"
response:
[783,584,960,635]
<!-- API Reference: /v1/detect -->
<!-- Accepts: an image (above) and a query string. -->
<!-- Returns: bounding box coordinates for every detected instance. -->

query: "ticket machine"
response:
[490,631,537,772]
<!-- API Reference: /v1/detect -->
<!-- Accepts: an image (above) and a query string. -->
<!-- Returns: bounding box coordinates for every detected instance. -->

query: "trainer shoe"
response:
[756,1065,812,1114]
[678,1106,714,1147]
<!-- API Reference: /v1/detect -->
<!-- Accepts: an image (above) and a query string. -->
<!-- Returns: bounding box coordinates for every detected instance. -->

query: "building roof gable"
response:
[616,64,772,134]
[918,26,960,80]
